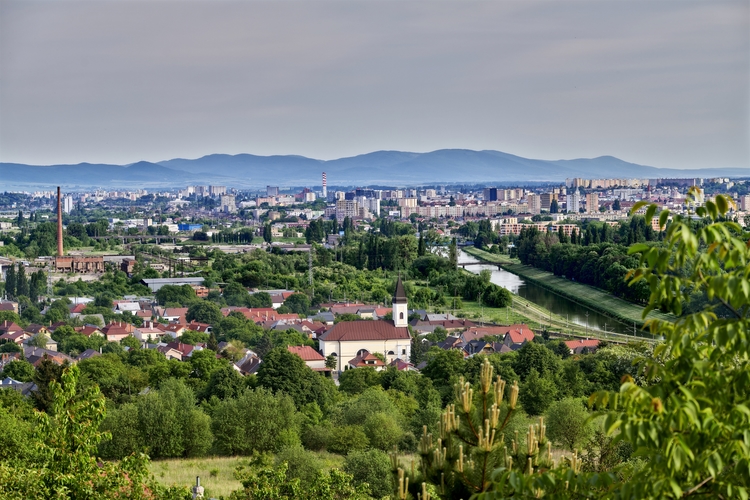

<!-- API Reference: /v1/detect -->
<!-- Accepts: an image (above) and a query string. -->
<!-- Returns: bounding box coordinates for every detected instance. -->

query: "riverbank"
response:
[463,247,673,329]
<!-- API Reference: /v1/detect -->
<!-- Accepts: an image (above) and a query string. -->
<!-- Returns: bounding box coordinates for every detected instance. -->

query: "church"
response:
[318,277,412,372]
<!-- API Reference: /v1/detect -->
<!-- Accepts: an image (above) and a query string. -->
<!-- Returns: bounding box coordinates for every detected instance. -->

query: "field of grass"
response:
[149,452,346,498]
[465,247,673,328]
[150,456,246,498]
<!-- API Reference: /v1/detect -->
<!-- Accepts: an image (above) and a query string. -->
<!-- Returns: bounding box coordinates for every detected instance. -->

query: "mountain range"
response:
[1,150,746,189]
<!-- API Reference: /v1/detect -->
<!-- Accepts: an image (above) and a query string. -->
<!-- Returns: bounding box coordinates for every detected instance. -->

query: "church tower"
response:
[392,276,408,328]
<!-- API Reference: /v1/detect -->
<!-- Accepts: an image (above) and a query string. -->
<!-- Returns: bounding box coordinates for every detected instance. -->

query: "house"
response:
[161,307,189,323]
[77,349,101,361]
[287,345,329,372]
[389,358,417,371]
[159,323,188,338]
[185,321,212,334]
[24,346,74,367]
[114,301,141,313]
[0,330,30,345]
[133,322,164,342]
[0,301,19,314]
[25,334,58,352]
[502,324,537,350]
[75,325,104,338]
[24,324,50,336]
[101,322,135,342]
[318,277,411,372]
[347,350,386,370]
[156,344,183,361]
[0,321,23,336]
[235,352,262,375]
[563,339,601,355]
[165,341,201,358]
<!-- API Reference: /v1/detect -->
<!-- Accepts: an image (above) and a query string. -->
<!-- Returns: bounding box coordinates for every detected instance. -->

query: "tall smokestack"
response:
[57,186,63,257]
[322,172,327,198]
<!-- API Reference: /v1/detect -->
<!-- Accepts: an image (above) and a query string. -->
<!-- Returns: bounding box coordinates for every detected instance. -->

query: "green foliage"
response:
[0,359,34,382]
[186,300,223,325]
[338,366,382,395]
[257,347,337,411]
[0,364,191,499]
[545,397,594,451]
[519,368,558,416]
[325,425,369,454]
[344,449,394,498]
[156,284,198,306]
[211,388,300,455]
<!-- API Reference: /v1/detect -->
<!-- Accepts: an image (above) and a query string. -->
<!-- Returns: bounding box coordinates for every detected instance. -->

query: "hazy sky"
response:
[1,1,748,169]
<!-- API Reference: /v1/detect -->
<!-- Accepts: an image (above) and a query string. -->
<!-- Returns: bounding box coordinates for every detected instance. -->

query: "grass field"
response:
[150,456,246,498]
[464,247,673,328]
[149,452,346,498]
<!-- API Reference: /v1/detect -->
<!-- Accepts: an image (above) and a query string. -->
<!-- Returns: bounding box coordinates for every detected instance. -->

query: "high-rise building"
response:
[63,196,74,214]
[740,194,750,211]
[209,186,226,196]
[220,195,236,213]
[526,194,541,214]
[267,186,279,196]
[483,187,498,201]
[586,192,599,213]
[566,192,581,213]
[540,193,558,211]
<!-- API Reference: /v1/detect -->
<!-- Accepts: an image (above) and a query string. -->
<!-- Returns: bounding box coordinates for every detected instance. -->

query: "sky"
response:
[0,0,748,170]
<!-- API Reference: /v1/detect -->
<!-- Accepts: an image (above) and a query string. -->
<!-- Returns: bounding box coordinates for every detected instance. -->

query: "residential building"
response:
[566,192,581,213]
[586,192,600,213]
[526,194,541,214]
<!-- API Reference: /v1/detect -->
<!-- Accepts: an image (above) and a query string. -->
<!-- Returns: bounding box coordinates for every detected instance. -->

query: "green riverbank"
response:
[463,246,674,328]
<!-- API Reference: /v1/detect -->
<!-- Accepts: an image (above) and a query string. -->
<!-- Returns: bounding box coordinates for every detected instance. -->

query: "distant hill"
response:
[1,150,746,188]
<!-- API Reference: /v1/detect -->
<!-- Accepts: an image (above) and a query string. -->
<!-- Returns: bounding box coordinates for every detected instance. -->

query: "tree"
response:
[344,449,394,498]
[0,359,34,382]
[155,284,197,306]
[478,190,750,497]
[15,264,29,298]
[4,263,15,299]
[612,198,621,211]
[519,368,558,415]
[257,347,335,411]
[263,223,273,244]
[212,388,300,455]
[545,397,593,451]
[338,367,382,395]
[283,293,310,315]
[550,199,559,214]
[186,300,223,325]
[0,364,190,498]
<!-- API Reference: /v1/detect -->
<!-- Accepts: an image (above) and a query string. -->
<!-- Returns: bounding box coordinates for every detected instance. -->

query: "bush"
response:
[326,425,369,454]
[343,449,394,499]
[275,445,325,484]
[363,412,403,451]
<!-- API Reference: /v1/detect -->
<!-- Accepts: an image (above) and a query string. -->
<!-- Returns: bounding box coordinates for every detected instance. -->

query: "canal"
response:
[458,250,633,334]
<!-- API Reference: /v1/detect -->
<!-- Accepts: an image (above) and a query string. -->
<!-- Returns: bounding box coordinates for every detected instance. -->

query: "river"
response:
[458,250,633,334]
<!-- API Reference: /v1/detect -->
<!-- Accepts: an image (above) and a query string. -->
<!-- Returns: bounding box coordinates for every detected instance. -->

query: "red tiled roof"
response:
[287,345,325,361]
[70,303,87,314]
[319,320,410,342]
[348,350,386,368]
[504,325,536,344]
[563,339,600,351]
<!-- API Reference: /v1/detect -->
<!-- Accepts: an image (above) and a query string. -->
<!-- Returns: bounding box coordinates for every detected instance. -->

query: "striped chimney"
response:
[57,186,63,256]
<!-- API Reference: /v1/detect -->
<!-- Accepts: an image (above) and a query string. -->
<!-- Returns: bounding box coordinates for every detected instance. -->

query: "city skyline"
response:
[1,0,748,170]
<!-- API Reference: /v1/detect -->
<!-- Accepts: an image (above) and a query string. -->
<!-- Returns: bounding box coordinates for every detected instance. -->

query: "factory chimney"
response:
[57,186,63,257]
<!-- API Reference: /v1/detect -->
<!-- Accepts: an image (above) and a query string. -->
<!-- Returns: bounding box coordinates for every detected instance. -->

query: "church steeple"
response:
[393,276,408,328]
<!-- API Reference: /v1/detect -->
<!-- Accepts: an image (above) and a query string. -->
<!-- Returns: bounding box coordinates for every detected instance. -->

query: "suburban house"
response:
[347,350,386,370]
[287,345,329,372]
[133,322,164,342]
[563,338,601,354]
[0,321,23,336]
[318,277,411,372]
[101,322,135,342]
[502,325,537,350]
[74,325,104,338]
